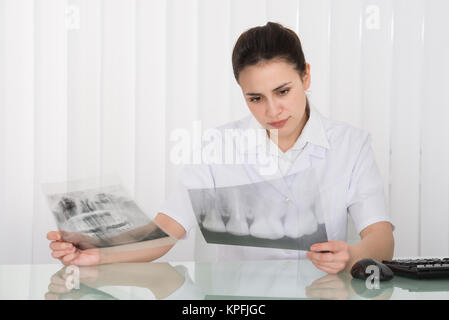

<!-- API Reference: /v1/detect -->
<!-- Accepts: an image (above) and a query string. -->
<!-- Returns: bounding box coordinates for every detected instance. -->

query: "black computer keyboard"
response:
[382,258,449,279]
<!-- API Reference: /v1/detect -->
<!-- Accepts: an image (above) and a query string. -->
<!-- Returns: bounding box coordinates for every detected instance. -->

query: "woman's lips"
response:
[268,117,289,128]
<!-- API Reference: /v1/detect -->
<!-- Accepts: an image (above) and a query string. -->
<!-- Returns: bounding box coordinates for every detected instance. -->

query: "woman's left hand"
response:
[306,241,351,274]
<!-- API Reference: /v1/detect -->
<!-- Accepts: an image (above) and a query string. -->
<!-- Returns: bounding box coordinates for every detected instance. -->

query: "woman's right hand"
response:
[47,231,101,266]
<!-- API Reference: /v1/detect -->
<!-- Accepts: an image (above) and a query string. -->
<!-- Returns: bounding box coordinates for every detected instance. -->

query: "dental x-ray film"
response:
[42,176,178,252]
[187,169,328,251]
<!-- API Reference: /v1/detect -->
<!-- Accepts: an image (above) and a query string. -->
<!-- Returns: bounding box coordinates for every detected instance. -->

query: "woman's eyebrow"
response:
[273,81,292,91]
[245,81,292,96]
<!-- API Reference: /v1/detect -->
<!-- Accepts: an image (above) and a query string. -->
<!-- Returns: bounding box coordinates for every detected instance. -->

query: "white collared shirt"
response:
[249,106,329,177]
[160,105,394,261]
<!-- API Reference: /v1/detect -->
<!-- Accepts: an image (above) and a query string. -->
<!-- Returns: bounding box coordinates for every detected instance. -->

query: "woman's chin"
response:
[268,126,290,138]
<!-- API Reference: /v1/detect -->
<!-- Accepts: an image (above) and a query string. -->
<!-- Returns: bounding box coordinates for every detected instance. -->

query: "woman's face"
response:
[238,59,311,140]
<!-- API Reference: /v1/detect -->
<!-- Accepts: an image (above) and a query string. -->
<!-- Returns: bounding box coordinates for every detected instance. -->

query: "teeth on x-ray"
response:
[249,215,285,240]
[249,201,285,240]
[226,210,250,236]
[202,207,227,232]
[225,190,250,236]
[249,199,285,240]
[188,167,329,250]
[283,205,318,238]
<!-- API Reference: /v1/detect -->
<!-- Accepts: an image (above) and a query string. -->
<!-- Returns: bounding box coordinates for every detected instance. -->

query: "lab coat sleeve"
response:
[158,163,215,239]
[158,179,196,240]
[346,133,395,234]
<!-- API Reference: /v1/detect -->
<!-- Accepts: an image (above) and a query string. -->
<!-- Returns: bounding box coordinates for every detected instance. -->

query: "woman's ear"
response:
[302,63,311,90]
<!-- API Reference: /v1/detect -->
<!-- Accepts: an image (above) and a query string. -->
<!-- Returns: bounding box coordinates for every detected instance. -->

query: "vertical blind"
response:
[0,0,448,264]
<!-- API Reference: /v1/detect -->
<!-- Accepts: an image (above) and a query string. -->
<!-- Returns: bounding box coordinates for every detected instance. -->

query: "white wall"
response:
[0,0,448,264]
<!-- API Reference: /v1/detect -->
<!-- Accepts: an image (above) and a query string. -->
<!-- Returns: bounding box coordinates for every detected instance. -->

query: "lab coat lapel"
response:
[242,150,291,201]
[283,143,327,206]
[241,147,307,202]
[287,143,327,176]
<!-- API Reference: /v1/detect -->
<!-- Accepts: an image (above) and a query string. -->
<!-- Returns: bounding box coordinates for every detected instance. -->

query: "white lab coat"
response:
[159,105,394,261]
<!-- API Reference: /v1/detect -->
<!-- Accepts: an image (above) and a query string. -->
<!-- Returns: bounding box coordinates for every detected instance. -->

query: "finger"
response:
[47,231,62,241]
[312,263,342,275]
[309,256,345,269]
[307,255,344,272]
[307,251,336,263]
[332,249,351,265]
[310,281,345,290]
[309,251,350,266]
[50,274,67,286]
[310,278,346,290]
[306,287,325,299]
[49,241,73,251]
[44,292,60,300]
[311,256,350,273]
[311,274,341,285]
[61,251,81,265]
[307,287,347,300]
[310,241,349,253]
[48,283,70,294]
[51,247,77,259]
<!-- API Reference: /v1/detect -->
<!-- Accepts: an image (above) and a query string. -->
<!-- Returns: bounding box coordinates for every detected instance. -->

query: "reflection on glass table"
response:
[1,259,448,300]
[44,262,203,300]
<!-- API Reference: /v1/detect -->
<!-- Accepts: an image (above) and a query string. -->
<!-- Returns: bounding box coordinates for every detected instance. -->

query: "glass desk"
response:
[1,259,448,300]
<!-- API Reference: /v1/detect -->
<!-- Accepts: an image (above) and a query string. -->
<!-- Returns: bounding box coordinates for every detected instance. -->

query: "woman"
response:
[48,22,394,274]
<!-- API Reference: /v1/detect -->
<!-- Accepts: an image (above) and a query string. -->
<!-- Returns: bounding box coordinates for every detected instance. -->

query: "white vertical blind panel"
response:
[198,0,232,128]
[266,0,299,32]
[297,0,331,117]
[33,0,68,264]
[229,0,267,120]
[196,0,233,262]
[328,1,363,244]
[165,0,199,193]
[388,0,424,257]
[420,0,449,256]
[162,0,199,262]
[66,0,102,182]
[329,0,362,128]
[360,0,393,202]
[0,0,5,257]
[101,0,136,196]
[134,0,167,220]
[0,0,35,264]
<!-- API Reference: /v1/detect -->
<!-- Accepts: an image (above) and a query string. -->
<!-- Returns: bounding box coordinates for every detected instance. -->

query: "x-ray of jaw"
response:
[42,178,178,252]
[188,172,328,251]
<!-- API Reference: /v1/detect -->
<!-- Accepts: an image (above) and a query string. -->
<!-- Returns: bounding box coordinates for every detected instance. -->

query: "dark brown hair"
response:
[232,22,307,83]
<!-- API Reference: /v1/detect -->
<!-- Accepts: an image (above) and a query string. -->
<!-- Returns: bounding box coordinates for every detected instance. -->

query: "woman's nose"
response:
[266,99,282,118]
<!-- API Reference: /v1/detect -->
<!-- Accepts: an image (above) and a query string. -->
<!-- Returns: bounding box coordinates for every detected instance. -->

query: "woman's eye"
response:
[250,97,261,103]
[278,89,290,95]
